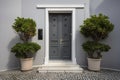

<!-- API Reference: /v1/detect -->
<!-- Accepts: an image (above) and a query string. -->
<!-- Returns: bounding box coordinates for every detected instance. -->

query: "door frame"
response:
[45,8,76,65]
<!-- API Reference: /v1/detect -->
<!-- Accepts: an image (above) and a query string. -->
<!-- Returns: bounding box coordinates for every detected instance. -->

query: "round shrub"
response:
[82,41,111,59]
[12,17,36,42]
[11,42,41,58]
[80,14,114,41]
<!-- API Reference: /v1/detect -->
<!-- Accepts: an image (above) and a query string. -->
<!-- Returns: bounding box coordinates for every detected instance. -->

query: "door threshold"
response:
[49,60,72,62]
[47,60,73,66]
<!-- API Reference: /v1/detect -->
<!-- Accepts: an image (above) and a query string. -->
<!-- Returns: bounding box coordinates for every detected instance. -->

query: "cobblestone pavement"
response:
[0,68,120,80]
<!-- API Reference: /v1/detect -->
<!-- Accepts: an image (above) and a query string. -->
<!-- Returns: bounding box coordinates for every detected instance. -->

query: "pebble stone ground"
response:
[0,68,120,80]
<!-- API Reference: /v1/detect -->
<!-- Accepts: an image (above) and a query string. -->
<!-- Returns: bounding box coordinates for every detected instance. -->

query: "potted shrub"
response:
[80,14,114,71]
[11,17,41,71]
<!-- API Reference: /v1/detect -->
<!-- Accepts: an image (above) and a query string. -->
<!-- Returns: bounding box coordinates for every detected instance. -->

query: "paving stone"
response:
[0,68,120,80]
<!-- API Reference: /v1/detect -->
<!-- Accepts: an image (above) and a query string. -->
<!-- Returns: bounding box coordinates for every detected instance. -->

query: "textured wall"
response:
[0,0,21,71]
[90,0,120,70]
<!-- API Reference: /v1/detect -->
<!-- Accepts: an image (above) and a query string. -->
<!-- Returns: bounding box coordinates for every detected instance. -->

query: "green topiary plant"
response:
[12,17,36,42]
[11,42,41,58]
[11,17,41,71]
[11,17,41,59]
[80,13,114,59]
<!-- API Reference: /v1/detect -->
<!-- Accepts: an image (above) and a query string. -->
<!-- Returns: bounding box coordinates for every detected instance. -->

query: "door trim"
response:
[37,4,84,9]
[45,8,76,65]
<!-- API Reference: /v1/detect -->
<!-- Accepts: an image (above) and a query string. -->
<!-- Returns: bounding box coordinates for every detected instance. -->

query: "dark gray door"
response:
[49,13,72,60]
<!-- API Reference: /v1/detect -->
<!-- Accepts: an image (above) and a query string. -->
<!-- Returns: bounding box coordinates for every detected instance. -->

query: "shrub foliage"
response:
[82,41,110,59]
[12,17,36,42]
[80,14,114,41]
[11,17,41,58]
[11,42,41,58]
[80,14,114,59]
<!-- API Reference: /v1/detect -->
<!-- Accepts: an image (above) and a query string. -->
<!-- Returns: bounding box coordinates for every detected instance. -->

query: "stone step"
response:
[37,65,83,73]
[39,65,81,68]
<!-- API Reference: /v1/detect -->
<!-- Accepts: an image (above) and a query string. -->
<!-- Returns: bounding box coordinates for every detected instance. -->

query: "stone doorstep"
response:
[37,65,83,73]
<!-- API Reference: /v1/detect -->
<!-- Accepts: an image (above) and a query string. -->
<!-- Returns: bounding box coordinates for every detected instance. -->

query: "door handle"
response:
[60,39,63,44]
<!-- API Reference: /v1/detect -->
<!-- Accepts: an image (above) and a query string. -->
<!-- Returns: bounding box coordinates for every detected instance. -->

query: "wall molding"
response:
[0,67,20,72]
[37,4,84,9]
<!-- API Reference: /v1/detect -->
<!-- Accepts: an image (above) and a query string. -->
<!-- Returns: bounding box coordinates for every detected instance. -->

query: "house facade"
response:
[0,0,120,71]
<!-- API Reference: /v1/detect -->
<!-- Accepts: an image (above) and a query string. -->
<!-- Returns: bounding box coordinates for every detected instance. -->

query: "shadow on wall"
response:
[90,0,120,69]
[7,35,20,70]
[75,30,88,67]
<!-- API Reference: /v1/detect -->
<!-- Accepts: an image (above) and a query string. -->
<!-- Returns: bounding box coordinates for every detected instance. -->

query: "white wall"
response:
[0,0,21,71]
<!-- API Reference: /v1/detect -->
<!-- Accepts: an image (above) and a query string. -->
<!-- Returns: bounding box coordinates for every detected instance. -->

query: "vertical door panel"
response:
[49,14,60,59]
[61,14,71,60]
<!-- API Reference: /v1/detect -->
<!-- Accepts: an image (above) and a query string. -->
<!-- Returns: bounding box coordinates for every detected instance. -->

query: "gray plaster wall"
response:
[0,0,21,71]
[90,0,120,70]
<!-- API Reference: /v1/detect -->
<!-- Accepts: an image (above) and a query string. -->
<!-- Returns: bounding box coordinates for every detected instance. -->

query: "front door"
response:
[49,13,72,60]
